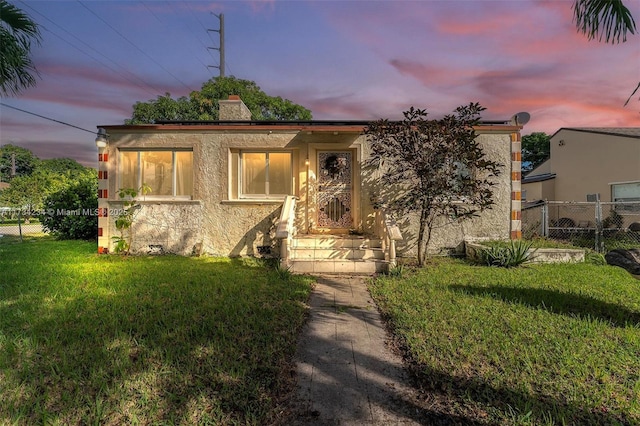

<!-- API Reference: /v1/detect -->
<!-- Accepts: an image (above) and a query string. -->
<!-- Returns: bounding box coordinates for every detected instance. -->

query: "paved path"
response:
[289,275,423,425]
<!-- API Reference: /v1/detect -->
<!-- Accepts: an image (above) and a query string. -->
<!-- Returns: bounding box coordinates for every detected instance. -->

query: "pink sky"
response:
[1,0,639,167]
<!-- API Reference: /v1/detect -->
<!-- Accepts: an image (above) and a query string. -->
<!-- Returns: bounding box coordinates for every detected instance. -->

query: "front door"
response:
[316,151,353,230]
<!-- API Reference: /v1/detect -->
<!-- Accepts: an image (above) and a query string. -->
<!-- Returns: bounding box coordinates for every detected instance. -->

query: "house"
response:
[522,127,640,237]
[522,128,640,204]
[96,96,523,273]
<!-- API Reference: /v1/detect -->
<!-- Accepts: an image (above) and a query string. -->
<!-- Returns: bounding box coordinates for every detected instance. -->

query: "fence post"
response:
[17,208,23,242]
[542,200,548,237]
[595,199,603,253]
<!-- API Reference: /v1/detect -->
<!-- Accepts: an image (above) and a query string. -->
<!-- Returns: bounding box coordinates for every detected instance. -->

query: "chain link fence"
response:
[522,200,640,253]
[0,208,47,241]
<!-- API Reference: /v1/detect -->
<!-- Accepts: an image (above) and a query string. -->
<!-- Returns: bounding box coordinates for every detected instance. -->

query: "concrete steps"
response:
[288,235,388,274]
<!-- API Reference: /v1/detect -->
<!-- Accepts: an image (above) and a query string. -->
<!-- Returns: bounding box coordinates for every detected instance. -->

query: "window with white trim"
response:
[612,181,640,201]
[239,151,292,198]
[120,150,193,198]
[612,181,640,213]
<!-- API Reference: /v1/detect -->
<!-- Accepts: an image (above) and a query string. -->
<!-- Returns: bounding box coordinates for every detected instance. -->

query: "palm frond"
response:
[624,81,640,106]
[573,0,637,44]
[0,0,41,43]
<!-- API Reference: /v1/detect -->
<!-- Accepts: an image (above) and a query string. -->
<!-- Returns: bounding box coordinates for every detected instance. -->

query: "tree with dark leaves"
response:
[365,104,502,266]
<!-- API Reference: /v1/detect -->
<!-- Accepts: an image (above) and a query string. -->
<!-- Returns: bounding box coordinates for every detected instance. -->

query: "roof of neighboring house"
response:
[524,158,551,177]
[522,173,556,184]
[551,127,640,139]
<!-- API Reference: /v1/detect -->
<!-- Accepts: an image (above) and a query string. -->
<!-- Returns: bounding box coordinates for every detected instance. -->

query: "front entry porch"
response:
[276,196,402,275]
[288,234,386,274]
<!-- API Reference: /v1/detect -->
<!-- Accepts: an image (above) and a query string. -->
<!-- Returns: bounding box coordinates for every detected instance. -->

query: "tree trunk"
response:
[417,207,428,266]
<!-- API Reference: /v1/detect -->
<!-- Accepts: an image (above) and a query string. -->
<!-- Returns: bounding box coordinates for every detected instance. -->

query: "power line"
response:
[0,102,98,135]
[20,1,162,97]
[77,0,195,93]
[140,1,210,75]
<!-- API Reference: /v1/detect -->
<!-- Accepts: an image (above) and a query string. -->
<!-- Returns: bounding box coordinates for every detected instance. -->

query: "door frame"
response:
[306,144,361,234]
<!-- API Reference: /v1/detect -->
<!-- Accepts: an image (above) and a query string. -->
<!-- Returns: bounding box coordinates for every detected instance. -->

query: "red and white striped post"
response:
[96,128,109,254]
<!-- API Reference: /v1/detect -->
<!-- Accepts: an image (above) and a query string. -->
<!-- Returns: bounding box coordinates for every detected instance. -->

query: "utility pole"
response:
[207,13,225,77]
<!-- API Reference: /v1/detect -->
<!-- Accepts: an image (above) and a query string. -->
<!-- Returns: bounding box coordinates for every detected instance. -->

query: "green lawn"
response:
[371,258,640,425]
[0,236,314,425]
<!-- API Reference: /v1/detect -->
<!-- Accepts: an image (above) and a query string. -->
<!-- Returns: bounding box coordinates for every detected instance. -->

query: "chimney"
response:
[219,95,252,120]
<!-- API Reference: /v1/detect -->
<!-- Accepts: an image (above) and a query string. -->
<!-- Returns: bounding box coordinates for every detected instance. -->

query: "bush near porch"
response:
[371,258,640,425]
[0,236,313,425]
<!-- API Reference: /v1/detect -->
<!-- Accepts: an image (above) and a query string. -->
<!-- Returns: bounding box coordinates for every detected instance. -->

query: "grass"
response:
[0,236,314,425]
[370,258,640,425]
[0,219,41,226]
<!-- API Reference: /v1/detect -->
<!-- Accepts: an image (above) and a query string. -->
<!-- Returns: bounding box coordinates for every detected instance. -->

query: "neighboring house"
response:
[96,96,523,272]
[523,128,640,204]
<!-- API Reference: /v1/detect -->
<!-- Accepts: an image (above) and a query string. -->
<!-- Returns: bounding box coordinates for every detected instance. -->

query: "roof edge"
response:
[98,120,521,132]
[552,127,640,139]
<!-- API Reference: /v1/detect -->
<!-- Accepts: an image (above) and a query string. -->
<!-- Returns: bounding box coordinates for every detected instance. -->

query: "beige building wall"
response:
[523,179,555,202]
[529,158,552,175]
[551,130,640,202]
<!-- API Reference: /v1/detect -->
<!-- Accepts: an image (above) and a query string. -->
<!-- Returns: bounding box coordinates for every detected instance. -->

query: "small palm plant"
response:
[112,184,151,254]
[479,240,535,268]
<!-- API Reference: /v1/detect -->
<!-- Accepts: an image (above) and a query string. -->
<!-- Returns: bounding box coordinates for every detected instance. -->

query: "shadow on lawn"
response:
[288,275,488,426]
[0,257,310,425]
[405,362,632,426]
[449,284,640,327]
[289,276,633,426]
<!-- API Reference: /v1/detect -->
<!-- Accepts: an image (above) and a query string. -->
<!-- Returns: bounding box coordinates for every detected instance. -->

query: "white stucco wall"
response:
[104,129,302,256]
[101,126,515,257]
[360,132,514,256]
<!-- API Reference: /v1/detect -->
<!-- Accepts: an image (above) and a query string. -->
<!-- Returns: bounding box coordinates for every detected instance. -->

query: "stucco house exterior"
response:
[96,96,524,273]
[522,128,640,204]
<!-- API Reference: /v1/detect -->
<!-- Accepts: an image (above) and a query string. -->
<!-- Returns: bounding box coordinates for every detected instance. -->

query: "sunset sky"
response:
[1,0,639,166]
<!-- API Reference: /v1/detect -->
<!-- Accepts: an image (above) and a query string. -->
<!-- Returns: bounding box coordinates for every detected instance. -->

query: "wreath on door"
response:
[324,155,347,179]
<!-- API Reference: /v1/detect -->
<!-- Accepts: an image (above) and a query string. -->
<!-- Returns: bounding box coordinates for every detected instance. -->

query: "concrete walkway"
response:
[289,275,424,425]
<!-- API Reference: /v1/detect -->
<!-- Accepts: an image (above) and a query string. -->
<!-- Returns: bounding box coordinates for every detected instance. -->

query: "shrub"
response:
[112,185,151,254]
[274,262,292,280]
[586,251,607,265]
[479,240,534,268]
[602,210,624,229]
[386,263,405,277]
[41,176,97,240]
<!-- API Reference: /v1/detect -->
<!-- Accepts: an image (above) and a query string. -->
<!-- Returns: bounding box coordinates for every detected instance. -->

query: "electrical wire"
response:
[0,102,98,135]
[141,1,210,75]
[20,1,163,97]
[77,0,195,93]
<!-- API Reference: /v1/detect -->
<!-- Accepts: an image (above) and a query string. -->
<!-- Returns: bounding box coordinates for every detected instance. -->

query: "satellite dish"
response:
[511,112,531,126]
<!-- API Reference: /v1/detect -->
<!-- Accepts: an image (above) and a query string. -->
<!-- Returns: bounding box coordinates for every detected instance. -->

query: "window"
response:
[612,181,640,213]
[612,181,640,201]
[240,151,292,198]
[119,150,193,198]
